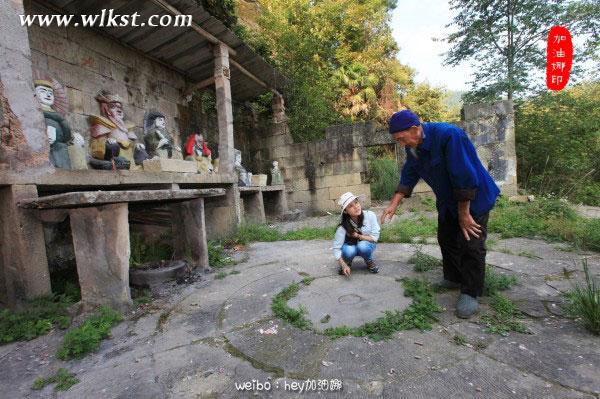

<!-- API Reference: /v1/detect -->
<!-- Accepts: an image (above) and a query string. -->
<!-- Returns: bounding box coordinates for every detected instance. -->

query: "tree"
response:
[442,0,600,102]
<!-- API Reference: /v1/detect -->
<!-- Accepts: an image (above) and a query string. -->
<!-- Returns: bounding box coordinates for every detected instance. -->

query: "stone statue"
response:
[234,149,251,186]
[68,132,88,170]
[34,79,72,169]
[184,132,213,173]
[143,111,178,159]
[88,90,145,170]
[270,160,284,185]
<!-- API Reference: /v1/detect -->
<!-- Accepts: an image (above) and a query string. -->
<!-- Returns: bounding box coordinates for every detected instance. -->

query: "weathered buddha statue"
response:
[234,149,251,186]
[144,111,176,159]
[88,90,145,170]
[184,132,213,173]
[34,79,72,169]
[270,160,284,185]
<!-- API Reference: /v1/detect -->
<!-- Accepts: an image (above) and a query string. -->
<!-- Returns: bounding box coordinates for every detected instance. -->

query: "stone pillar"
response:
[0,0,51,171]
[213,43,234,175]
[241,192,265,224]
[0,185,51,307]
[69,203,132,311]
[171,198,209,269]
[205,184,240,239]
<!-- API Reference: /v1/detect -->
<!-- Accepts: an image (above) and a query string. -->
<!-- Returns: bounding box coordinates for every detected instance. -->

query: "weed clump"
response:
[271,281,312,330]
[208,240,233,268]
[57,306,122,360]
[564,260,600,335]
[484,266,518,296]
[0,294,74,344]
[408,246,442,272]
[32,368,79,391]
[480,293,529,336]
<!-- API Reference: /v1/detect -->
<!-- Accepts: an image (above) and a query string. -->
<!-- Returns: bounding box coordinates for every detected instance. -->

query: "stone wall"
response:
[255,100,517,212]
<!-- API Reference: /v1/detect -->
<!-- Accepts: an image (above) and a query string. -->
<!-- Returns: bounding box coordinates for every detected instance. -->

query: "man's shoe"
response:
[456,294,479,319]
[366,260,379,274]
[436,279,461,290]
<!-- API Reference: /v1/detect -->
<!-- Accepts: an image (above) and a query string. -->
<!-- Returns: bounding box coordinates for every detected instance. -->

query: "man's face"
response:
[35,85,54,107]
[155,117,166,129]
[391,125,422,148]
[108,102,124,120]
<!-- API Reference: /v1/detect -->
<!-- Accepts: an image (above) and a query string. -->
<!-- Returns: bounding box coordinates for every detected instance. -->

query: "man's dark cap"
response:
[389,109,420,134]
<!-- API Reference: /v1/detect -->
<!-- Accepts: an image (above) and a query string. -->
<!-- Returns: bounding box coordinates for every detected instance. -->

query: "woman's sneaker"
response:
[366,260,379,273]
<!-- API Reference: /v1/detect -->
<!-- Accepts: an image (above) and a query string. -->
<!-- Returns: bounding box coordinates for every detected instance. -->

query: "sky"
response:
[391,0,474,92]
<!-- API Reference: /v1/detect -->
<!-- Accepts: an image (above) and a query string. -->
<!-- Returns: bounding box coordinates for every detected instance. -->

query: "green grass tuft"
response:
[271,282,312,330]
[368,158,400,201]
[379,216,438,243]
[57,306,122,360]
[215,271,228,280]
[32,368,79,391]
[564,260,600,335]
[324,278,442,341]
[453,334,467,346]
[484,266,518,296]
[480,293,529,335]
[208,240,233,268]
[0,294,74,344]
[408,246,442,272]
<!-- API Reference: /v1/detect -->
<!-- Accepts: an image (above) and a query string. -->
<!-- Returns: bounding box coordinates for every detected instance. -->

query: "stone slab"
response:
[288,275,412,329]
[142,158,198,173]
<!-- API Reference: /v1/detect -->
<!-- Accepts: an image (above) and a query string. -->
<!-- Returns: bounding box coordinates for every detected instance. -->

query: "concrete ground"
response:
[1,219,600,398]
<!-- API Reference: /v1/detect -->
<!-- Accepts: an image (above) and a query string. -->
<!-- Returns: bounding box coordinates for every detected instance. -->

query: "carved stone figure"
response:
[234,149,251,186]
[143,111,177,159]
[184,132,213,173]
[68,132,88,170]
[34,79,72,169]
[270,160,284,185]
[88,90,145,170]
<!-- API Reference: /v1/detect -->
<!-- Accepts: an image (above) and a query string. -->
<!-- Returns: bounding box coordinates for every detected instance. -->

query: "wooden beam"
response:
[184,76,215,97]
[18,188,226,209]
[149,0,237,56]
[229,58,282,97]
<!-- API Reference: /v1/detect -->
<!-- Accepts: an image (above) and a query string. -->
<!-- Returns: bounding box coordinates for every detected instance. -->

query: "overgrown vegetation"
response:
[489,195,600,252]
[57,306,122,360]
[208,240,232,268]
[368,157,399,201]
[32,368,79,392]
[379,216,438,243]
[0,294,74,344]
[516,83,600,206]
[223,224,335,247]
[271,281,312,330]
[130,233,174,267]
[480,293,529,336]
[324,278,442,341]
[408,245,442,272]
[564,260,600,335]
[484,266,518,296]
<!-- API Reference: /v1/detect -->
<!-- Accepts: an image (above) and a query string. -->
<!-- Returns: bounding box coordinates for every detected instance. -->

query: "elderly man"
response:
[380,110,500,318]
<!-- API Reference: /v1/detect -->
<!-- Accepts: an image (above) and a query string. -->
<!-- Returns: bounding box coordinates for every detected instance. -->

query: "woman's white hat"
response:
[338,192,360,213]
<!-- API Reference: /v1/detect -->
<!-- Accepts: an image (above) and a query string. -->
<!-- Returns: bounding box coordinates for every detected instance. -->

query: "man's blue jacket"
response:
[396,122,500,219]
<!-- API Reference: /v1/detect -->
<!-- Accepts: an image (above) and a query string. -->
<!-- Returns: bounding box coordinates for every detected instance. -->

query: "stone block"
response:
[30,49,48,71]
[291,178,310,191]
[69,203,132,311]
[66,87,84,114]
[290,190,311,204]
[142,158,197,173]
[272,145,291,159]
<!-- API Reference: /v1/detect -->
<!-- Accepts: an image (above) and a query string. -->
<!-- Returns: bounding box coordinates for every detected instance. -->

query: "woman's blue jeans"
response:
[341,241,376,265]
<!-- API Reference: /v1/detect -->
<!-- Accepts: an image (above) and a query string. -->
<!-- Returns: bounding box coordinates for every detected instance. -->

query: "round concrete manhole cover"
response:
[338,294,363,304]
[287,274,412,329]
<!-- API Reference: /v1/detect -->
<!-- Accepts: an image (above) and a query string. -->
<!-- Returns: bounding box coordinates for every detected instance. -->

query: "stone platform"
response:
[0,237,599,398]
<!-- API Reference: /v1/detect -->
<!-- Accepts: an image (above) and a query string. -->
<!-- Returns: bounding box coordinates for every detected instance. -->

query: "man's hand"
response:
[380,192,405,224]
[380,205,397,225]
[458,201,481,241]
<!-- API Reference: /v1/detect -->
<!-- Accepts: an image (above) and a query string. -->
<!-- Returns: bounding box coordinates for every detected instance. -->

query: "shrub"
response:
[32,368,79,391]
[368,158,400,201]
